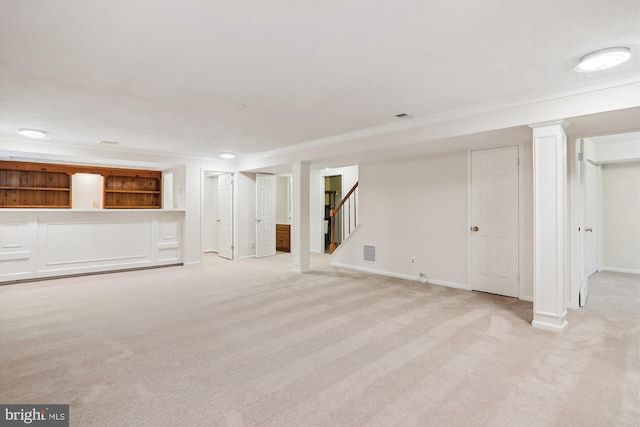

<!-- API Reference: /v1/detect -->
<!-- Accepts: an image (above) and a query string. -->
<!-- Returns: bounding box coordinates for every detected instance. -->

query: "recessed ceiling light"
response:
[395,113,413,119]
[18,128,51,140]
[575,47,631,73]
[219,152,237,159]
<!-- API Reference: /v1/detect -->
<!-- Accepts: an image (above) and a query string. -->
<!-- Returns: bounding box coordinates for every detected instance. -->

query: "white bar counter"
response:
[0,209,184,283]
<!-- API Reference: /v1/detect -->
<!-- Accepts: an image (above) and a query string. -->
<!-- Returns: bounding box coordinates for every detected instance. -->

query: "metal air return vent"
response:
[363,245,376,263]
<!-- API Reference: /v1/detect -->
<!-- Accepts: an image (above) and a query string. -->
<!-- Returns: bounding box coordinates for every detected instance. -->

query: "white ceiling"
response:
[1,0,639,163]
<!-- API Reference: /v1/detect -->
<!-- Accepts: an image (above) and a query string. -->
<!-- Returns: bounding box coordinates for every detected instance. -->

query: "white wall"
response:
[601,162,640,274]
[168,165,186,210]
[237,172,256,258]
[71,173,104,209]
[332,152,468,285]
[331,144,534,298]
[162,172,174,209]
[202,175,218,252]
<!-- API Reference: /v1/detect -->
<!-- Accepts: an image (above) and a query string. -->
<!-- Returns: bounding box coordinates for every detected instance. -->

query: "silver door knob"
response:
[256,218,262,223]
[471,226,479,232]
[586,227,593,232]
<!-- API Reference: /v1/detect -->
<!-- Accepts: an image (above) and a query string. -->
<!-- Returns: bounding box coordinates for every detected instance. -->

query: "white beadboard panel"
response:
[157,247,181,262]
[0,259,32,277]
[0,250,30,261]
[159,218,179,241]
[40,220,152,268]
[1,222,26,248]
[156,218,181,262]
[0,210,184,282]
[0,216,36,277]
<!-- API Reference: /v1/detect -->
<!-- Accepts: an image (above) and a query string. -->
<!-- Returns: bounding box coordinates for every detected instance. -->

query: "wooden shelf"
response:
[104,173,162,209]
[0,186,70,191]
[102,205,161,209]
[0,162,72,208]
[0,204,70,208]
[105,189,161,194]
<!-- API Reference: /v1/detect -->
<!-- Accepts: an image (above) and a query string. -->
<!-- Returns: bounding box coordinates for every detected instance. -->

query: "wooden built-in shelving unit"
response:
[0,161,72,208]
[104,173,162,209]
[0,160,162,209]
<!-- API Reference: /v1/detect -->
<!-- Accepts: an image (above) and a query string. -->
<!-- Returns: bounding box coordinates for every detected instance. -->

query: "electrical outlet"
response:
[250,242,255,249]
[410,256,415,264]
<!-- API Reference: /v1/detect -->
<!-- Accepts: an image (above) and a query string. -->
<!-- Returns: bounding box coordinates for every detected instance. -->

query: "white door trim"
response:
[467,144,524,299]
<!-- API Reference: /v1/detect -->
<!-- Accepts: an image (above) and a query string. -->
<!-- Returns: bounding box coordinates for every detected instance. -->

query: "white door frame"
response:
[467,143,527,299]
[569,139,583,309]
[201,169,235,260]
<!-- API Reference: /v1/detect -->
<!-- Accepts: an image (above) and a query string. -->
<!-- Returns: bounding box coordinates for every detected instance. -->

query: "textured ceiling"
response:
[0,0,639,160]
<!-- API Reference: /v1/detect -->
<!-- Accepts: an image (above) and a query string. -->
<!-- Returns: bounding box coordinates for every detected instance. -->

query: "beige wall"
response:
[331,142,534,299]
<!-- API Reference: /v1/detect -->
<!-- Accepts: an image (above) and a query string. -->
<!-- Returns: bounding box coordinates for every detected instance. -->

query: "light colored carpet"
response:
[1,254,638,427]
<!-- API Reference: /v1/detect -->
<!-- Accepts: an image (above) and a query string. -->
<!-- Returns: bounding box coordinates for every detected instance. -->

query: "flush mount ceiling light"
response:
[18,128,51,140]
[575,47,631,73]
[219,152,237,160]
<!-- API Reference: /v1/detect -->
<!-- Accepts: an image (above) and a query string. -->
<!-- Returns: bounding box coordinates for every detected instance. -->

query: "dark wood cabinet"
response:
[276,224,290,252]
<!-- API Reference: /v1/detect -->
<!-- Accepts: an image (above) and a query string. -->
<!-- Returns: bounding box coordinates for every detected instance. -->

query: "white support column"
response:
[530,121,569,332]
[292,161,311,273]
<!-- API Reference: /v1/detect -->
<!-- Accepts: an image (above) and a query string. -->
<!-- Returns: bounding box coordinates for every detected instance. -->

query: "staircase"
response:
[329,181,358,254]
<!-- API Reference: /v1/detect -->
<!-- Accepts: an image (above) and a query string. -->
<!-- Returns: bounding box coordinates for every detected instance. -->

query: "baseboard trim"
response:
[0,263,183,286]
[427,278,470,290]
[532,319,568,332]
[600,267,640,275]
[330,262,468,290]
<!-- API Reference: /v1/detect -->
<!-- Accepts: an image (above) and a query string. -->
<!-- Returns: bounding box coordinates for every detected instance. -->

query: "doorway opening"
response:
[202,171,234,260]
[255,173,292,258]
[324,175,342,253]
[574,132,640,307]
[275,175,292,254]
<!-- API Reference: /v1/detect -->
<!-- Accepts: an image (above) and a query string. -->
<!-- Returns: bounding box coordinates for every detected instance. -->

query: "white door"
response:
[470,146,519,298]
[256,173,276,258]
[581,160,599,305]
[218,173,233,260]
[584,161,599,277]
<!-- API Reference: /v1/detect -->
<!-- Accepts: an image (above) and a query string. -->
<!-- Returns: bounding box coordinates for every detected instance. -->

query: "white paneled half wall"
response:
[0,210,184,282]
